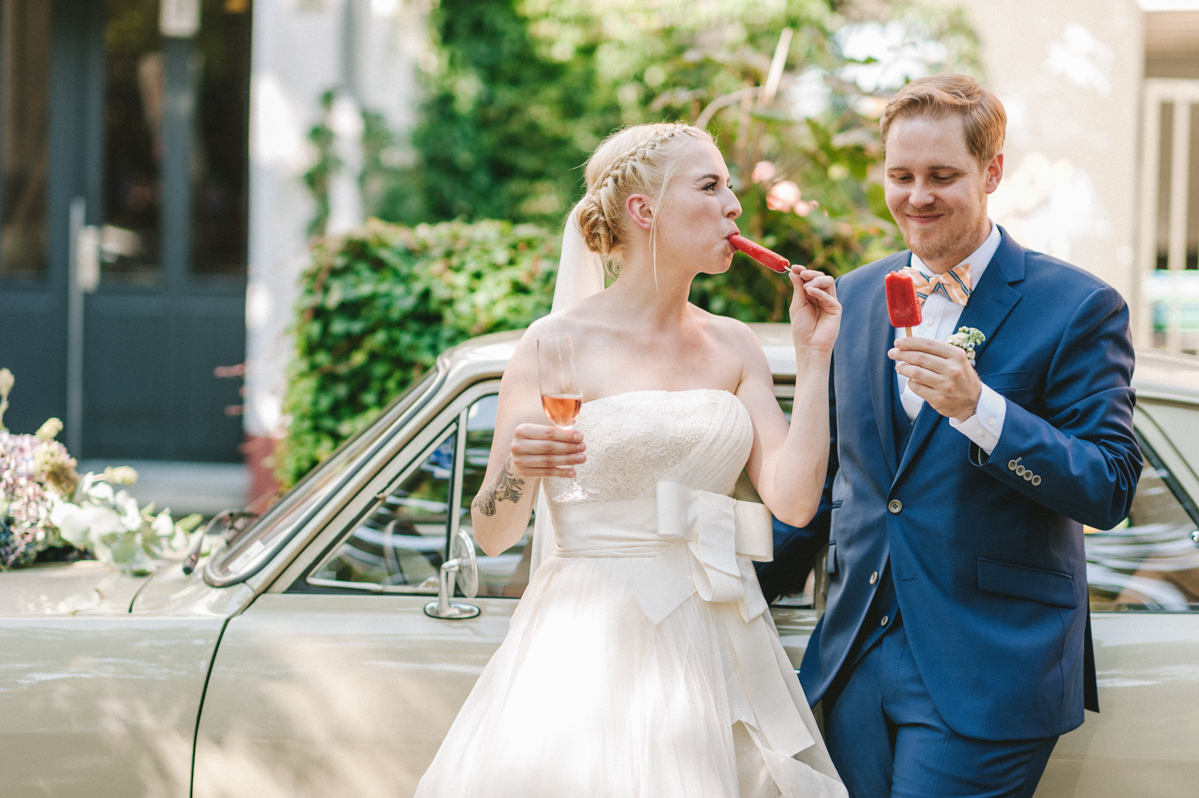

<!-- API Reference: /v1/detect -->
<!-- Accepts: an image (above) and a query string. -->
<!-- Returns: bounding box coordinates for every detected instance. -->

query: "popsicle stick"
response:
[905,326,912,337]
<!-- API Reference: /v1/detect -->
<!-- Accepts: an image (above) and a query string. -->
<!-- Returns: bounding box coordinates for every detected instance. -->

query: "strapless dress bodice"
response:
[544,388,753,505]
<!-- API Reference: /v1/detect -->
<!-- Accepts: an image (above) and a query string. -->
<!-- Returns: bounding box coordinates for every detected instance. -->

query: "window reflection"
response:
[101,0,251,282]
[102,0,163,282]
[0,0,50,279]
[191,0,250,277]
[310,430,455,592]
[1087,456,1199,612]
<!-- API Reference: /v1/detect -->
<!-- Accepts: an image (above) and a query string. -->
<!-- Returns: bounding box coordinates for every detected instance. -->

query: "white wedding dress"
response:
[414,389,846,798]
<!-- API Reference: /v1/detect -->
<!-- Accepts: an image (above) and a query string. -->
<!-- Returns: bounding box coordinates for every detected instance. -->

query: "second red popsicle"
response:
[885,271,922,336]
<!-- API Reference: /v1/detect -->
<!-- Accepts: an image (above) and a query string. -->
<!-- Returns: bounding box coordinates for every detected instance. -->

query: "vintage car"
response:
[1,327,1197,797]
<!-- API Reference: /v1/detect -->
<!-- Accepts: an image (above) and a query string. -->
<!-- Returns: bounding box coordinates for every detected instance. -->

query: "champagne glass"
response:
[537,334,592,501]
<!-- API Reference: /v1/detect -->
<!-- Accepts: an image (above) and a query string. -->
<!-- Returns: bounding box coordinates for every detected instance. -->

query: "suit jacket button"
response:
[869,571,879,585]
[880,615,889,627]
[1032,475,1042,486]
[1023,471,1034,481]
[888,500,903,514]
[1008,459,1019,471]
[1015,465,1026,476]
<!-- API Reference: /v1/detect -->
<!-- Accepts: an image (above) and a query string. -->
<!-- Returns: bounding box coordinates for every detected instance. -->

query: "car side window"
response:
[460,394,535,598]
[1086,440,1199,612]
[309,429,455,592]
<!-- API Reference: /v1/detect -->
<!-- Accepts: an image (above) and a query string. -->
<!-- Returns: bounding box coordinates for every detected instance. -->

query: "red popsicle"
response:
[885,271,922,336]
[729,234,789,273]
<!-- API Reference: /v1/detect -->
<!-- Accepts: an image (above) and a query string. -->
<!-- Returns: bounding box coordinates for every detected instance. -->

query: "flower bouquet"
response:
[0,369,202,574]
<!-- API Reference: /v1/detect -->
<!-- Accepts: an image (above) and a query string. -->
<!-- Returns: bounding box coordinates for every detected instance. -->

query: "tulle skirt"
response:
[413,553,845,798]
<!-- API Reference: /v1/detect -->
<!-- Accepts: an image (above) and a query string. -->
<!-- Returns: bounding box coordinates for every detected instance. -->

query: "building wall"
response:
[244,0,423,487]
[938,0,1145,328]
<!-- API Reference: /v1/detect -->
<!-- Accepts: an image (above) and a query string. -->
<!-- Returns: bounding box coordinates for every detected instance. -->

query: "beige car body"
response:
[1,328,1196,797]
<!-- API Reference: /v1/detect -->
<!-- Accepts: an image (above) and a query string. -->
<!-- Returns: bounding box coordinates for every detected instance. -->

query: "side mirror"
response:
[424,528,481,620]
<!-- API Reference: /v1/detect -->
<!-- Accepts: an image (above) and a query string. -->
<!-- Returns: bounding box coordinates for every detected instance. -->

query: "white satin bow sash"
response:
[626,480,773,625]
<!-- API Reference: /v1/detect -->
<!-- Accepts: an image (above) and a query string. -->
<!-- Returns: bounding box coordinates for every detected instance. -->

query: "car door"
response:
[1035,400,1199,797]
[192,383,533,798]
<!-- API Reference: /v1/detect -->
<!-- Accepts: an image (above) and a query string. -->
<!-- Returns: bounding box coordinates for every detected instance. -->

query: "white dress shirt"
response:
[894,221,1006,454]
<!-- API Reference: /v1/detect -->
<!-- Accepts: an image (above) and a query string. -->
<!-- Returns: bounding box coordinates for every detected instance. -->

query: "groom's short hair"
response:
[880,74,1006,167]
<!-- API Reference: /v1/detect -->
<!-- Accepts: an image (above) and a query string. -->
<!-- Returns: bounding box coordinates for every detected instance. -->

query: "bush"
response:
[375,0,979,323]
[276,219,559,487]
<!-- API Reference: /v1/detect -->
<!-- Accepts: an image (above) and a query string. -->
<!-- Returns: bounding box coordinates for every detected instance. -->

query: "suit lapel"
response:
[866,259,903,477]
[892,229,1026,483]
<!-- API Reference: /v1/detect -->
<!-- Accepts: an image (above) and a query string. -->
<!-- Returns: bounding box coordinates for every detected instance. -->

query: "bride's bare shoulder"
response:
[514,310,600,361]
[523,308,591,341]
[692,306,763,354]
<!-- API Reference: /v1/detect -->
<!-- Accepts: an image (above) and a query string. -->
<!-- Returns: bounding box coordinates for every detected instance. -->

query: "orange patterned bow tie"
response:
[901,263,972,306]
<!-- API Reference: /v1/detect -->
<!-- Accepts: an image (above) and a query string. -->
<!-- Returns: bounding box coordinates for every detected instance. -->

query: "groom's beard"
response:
[896,203,988,268]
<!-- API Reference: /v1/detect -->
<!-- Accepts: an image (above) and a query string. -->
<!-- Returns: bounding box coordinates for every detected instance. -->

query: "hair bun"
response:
[576,193,612,256]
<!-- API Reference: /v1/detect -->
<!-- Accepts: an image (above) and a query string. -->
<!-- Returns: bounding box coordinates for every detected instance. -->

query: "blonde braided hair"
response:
[576,123,712,264]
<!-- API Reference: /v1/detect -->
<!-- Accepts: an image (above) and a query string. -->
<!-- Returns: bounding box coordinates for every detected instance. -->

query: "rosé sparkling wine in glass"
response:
[541,394,582,428]
[536,335,593,501]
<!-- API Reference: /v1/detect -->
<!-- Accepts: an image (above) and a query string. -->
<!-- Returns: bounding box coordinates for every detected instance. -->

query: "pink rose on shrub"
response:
[765,180,819,217]
[751,161,776,184]
[766,180,801,212]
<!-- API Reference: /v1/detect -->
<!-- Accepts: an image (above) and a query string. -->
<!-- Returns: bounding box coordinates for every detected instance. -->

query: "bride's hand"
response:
[788,267,840,354]
[510,423,587,478]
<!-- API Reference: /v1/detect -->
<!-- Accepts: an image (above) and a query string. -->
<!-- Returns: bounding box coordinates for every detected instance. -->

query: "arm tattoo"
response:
[473,456,525,517]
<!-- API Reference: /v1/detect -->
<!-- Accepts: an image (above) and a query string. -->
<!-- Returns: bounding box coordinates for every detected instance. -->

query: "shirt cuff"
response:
[949,383,1006,455]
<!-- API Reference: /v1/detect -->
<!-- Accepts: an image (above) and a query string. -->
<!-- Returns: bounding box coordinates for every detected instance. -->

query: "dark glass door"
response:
[0,0,59,436]
[0,0,249,462]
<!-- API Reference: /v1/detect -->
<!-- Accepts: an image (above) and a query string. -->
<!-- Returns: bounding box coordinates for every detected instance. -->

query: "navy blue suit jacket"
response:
[796,229,1142,742]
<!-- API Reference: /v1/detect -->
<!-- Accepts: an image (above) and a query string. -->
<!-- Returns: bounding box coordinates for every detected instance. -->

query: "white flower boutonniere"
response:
[946,326,985,365]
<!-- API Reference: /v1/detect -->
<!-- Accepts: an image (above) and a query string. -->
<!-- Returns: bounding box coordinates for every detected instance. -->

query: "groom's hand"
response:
[889,337,981,422]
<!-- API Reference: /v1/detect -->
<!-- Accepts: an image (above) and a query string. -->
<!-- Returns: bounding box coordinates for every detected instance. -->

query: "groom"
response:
[790,74,1143,797]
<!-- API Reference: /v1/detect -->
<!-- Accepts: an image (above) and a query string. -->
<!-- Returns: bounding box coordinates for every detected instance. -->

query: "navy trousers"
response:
[821,615,1058,798]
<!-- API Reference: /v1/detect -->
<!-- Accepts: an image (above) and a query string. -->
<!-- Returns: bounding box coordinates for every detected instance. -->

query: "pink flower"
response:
[766,180,802,212]
[751,161,776,184]
[795,199,819,217]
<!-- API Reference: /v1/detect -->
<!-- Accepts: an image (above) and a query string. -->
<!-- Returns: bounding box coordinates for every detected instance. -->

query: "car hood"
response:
[0,560,149,616]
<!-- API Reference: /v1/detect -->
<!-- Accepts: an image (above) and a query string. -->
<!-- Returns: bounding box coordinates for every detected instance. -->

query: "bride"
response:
[414,123,846,797]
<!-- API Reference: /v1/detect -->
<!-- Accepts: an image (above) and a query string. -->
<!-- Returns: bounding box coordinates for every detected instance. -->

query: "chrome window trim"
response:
[204,369,447,588]
[293,380,502,596]
[305,424,459,594]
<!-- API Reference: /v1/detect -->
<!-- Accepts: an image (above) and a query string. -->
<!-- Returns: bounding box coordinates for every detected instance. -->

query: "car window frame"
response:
[1135,400,1199,528]
[292,379,502,596]
[1082,405,1199,614]
[305,424,460,594]
[203,368,446,588]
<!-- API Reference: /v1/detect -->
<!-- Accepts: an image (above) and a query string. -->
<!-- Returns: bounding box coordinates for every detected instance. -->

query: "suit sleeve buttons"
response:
[888,500,903,514]
[1031,475,1041,486]
[1008,459,1019,471]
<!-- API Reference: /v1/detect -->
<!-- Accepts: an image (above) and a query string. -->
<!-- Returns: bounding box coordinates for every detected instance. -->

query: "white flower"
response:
[35,417,62,441]
[946,326,986,365]
[101,466,138,485]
